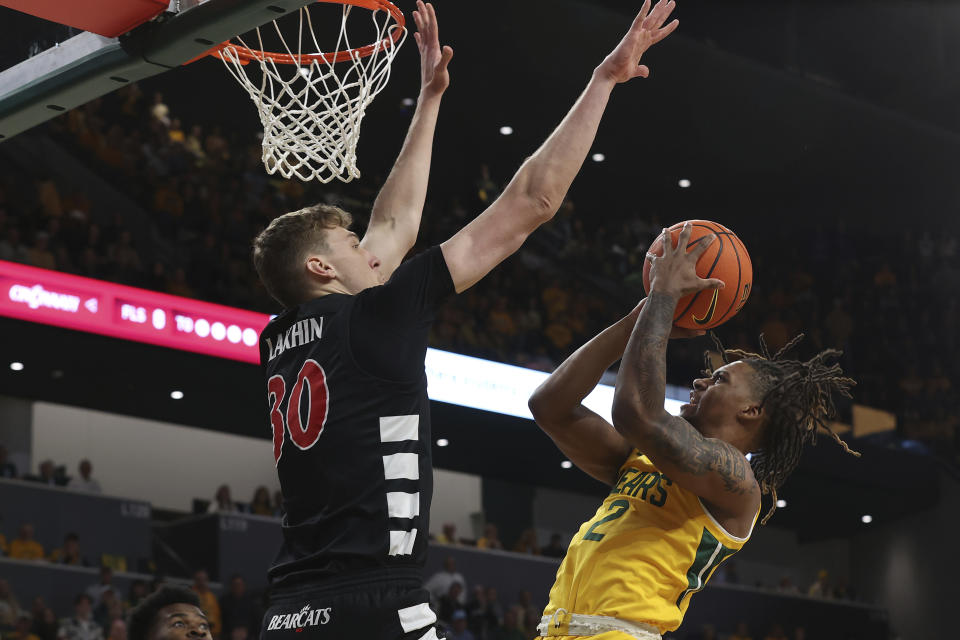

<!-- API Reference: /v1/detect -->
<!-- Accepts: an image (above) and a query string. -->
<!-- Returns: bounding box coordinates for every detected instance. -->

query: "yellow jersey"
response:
[542,450,758,634]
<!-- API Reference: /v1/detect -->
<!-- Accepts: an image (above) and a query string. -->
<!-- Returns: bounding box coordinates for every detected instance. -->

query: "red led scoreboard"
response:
[0,260,269,364]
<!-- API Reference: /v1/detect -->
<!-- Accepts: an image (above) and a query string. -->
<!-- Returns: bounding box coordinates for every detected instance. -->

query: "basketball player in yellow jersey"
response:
[529,223,857,640]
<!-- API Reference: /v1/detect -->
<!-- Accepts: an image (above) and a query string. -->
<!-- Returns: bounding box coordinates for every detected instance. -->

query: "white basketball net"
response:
[217,3,406,183]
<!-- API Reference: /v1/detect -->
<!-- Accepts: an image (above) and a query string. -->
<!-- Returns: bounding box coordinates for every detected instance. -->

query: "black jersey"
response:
[259,246,454,587]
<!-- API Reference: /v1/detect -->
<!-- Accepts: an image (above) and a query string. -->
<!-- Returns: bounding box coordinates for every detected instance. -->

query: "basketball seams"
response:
[642,221,751,330]
[712,225,744,326]
[673,223,725,323]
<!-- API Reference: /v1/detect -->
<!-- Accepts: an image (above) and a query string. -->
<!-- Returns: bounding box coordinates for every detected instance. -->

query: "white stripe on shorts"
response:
[382,452,420,480]
[387,491,420,519]
[417,628,439,640]
[379,415,419,442]
[397,602,437,633]
[388,528,418,556]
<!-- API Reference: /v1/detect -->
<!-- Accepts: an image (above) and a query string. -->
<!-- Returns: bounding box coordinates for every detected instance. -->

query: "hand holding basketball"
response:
[413,1,453,97]
[596,0,679,83]
[647,222,725,298]
[642,220,753,330]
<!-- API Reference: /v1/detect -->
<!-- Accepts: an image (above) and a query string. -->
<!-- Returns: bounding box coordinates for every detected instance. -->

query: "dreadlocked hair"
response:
[705,333,860,525]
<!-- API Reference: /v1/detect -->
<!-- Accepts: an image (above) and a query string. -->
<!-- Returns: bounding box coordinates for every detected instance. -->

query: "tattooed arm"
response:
[530,299,706,485]
[612,224,760,517]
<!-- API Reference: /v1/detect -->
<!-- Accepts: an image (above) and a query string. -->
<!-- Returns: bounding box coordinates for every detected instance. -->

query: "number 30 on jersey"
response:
[267,359,330,463]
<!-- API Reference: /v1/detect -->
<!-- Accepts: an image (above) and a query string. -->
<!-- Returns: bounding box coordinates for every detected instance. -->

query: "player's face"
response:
[321,227,383,293]
[149,604,212,640]
[680,361,758,438]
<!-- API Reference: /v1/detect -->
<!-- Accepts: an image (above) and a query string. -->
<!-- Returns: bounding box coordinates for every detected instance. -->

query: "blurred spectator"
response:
[792,627,806,640]
[248,486,272,516]
[26,461,65,487]
[476,524,502,550]
[0,579,23,626]
[93,590,125,634]
[127,582,149,610]
[776,575,799,594]
[9,524,44,561]
[105,620,126,640]
[807,570,832,599]
[191,570,221,638]
[438,583,465,625]
[30,599,58,640]
[435,523,459,545]
[150,93,170,128]
[730,622,754,640]
[465,587,489,640]
[168,119,185,145]
[207,485,238,513]
[763,624,788,640]
[68,460,102,494]
[713,560,739,585]
[514,591,539,628]
[27,234,56,270]
[85,567,115,608]
[0,228,29,264]
[492,606,525,640]
[0,444,18,478]
[219,575,258,637]
[481,587,503,631]
[687,624,718,640]
[56,594,102,640]
[49,533,89,566]
[9,612,42,640]
[425,556,466,606]
[0,523,7,555]
[541,533,566,559]
[521,608,541,638]
[447,610,474,640]
[512,529,540,555]
[833,576,854,601]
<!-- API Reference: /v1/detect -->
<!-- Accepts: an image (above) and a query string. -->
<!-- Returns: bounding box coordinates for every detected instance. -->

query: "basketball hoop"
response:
[209,0,406,183]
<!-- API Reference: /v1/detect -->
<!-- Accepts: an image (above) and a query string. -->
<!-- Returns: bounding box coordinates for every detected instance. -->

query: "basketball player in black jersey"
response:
[252,2,681,639]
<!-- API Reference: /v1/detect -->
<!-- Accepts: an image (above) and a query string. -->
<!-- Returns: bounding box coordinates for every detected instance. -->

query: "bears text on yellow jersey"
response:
[541,449,759,634]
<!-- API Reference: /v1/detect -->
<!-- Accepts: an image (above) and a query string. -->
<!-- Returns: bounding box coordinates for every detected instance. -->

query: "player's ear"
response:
[738,402,763,427]
[305,255,336,281]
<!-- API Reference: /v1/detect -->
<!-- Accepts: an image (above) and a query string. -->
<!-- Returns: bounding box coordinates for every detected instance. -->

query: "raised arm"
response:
[612,223,759,517]
[529,311,638,485]
[441,0,679,293]
[530,299,705,485]
[361,1,453,278]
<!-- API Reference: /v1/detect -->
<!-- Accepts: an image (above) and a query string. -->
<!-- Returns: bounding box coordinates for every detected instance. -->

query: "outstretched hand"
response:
[647,222,725,299]
[413,1,453,97]
[596,0,679,83]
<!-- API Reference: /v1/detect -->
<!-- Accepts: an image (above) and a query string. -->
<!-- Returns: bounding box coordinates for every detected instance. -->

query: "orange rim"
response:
[207,0,405,66]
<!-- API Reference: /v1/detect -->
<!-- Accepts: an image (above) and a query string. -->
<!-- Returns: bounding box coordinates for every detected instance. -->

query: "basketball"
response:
[642,220,753,330]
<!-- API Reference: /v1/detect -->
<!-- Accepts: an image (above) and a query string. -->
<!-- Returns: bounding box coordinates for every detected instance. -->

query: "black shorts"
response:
[261,577,442,640]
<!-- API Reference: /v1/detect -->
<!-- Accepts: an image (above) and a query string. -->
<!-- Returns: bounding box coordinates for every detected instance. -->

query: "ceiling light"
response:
[560,460,573,469]
[861,514,873,524]
[591,153,605,162]
[499,126,513,136]
[678,178,691,188]
[436,438,449,447]
[776,499,787,508]
[170,390,184,400]
[401,97,415,107]
[9,362,24,371]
